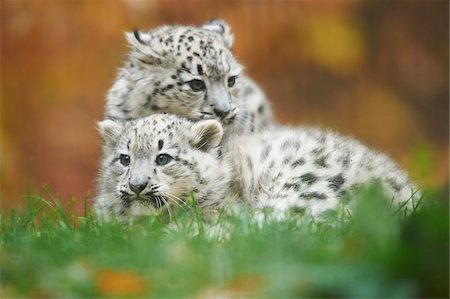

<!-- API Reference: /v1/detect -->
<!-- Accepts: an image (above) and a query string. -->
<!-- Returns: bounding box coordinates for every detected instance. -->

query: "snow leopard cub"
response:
[95,114,420,220]
[104,20,273,140]
[95,114,232,220]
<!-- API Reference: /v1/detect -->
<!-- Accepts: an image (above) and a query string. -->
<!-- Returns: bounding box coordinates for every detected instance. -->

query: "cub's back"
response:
[227,126,418,216]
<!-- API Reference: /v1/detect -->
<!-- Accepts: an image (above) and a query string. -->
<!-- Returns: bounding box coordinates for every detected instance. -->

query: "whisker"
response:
[164,192,185,205]
[163,194,184,208]
[165,192,185,204]
[156,196,162,209]
[233,113,255,130]
[164,198,187,214]
[163,193,188,211]
[157,183,188,210]
[159,196,172,222]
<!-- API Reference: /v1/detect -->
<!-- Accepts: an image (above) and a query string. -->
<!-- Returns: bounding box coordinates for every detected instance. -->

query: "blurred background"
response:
[1,0,448,211]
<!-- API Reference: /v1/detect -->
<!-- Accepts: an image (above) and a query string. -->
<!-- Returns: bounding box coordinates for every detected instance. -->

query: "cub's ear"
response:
[190,120,224,151]
[98,119,124,146]
[202,19,234,48]
[125,30,161,62]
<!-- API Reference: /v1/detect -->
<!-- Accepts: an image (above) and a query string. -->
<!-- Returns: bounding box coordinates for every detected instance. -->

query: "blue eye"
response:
[156,153,173,166]
[187,79,206,92]
[120,154,130,166]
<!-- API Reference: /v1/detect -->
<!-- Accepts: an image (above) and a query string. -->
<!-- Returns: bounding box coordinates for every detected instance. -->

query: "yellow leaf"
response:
[96,269,147,297]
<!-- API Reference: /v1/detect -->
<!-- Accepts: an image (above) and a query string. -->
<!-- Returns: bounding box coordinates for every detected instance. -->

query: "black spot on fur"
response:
[188,36,194,41]
[299,192,327,200]
[280,140,300,151]
[318,134,327,143]
[261,145,272,161]
[314,156,328,168]
[300,173,317,186]
[161,84,174,92]
[257,105,264,114]
[145,95,152,106]
[328,174,345,191]
[289,206,306,215]
[312,147,325,156]
[280,140,290,150]
[341,154,351,167]
[282,157,291,165]
[284,183,301,191]
[197,64,204,75]
[291,158,305,168]
[387,177,402,192]
[158,140,164,150]
[151,105,161,111]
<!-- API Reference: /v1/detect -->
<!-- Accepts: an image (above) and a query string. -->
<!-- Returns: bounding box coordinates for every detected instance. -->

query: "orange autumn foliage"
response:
[96,269,148,297]
[1,1,448,211]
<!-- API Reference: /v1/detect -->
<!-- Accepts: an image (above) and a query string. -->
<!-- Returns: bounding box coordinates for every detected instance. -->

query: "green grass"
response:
[1,184,448,298]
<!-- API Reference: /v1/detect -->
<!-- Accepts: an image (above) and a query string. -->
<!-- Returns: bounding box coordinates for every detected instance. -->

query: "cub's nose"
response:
[213,108,231,119]
[129,182,147,195]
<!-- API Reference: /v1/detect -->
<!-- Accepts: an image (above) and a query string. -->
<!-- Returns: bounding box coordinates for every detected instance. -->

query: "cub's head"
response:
[95,114,231,220]
[108,20,243,125]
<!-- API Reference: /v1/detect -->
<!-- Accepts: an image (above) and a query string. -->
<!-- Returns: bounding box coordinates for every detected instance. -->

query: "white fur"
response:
[96,115,420,221]
[104,21,273,140]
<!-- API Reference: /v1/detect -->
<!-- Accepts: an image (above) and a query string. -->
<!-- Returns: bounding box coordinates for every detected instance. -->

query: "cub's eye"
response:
[119,154,130,166]
[155,153,173,166]
[227,76,237,88]
[187,79,206,92]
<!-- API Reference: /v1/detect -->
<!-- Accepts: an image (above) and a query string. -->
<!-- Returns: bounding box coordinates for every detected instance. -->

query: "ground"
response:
[0,184,448,298]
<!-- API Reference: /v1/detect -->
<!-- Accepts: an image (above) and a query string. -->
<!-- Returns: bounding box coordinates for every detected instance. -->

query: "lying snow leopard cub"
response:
[95,115,232,220]
[95,114,419,220]
[104,20,273,140]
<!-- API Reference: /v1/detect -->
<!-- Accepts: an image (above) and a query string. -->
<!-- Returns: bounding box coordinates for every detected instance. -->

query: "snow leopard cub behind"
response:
[104,20,273,140]
[95,114,420,221]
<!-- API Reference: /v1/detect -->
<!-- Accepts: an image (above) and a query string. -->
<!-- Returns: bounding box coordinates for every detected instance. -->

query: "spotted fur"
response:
[96,114,420,220]
[226,127,420,218]
[104,20,273,139]
[95,114,232,220]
